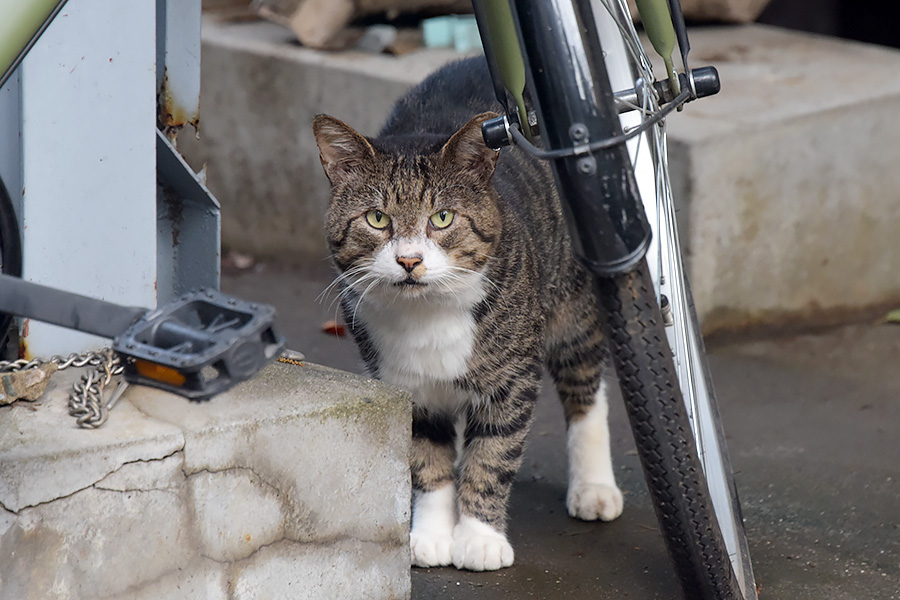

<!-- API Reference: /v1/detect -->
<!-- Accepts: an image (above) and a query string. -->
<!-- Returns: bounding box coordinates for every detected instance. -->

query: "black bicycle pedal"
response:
[113,288,285,399]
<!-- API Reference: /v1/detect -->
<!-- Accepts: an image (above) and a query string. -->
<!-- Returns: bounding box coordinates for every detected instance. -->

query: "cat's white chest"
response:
[362,301,476,387]
[357,293,481,415]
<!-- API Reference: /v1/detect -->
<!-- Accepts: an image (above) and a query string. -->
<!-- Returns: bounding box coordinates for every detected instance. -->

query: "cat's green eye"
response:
[430,209,455,229]
[365,210,391,229]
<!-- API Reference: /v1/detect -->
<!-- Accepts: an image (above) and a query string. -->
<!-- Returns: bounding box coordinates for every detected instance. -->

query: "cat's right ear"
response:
[312,115,376,185]
[441,112,501,184]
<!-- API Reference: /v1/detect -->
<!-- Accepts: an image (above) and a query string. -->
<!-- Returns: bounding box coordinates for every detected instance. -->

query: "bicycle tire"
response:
[0,174,23,352]
[597,259,742,600]
[477,0,754,593]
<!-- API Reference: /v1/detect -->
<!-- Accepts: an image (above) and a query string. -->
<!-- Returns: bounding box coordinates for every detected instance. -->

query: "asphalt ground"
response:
[223,261,900,600]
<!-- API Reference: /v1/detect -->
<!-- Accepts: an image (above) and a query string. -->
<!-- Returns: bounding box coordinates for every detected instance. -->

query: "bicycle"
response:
[470,1,757,598]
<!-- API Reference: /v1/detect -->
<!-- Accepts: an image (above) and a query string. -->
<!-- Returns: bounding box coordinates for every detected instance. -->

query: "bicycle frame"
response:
[475,0,653,276]
[0,0,69,90]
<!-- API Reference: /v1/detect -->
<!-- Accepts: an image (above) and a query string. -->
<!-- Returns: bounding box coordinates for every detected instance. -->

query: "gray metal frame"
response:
[0,0,219,357]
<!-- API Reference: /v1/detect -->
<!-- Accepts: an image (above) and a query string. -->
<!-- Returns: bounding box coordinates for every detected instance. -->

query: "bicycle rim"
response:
[591,1,757,597]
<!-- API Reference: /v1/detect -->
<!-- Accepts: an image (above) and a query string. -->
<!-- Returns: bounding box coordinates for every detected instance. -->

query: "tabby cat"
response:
[313,57,622,572]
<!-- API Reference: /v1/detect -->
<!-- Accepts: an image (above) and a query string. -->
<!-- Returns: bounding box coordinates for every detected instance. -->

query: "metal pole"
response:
[15,0,158,357]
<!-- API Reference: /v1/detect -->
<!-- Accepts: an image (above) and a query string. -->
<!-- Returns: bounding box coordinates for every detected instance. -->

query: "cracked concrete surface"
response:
[0,370,185,513]
[0,361,411,599]
[189,467,290,563]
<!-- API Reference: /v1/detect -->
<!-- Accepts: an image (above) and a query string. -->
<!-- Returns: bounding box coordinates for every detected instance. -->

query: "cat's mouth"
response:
[394,277,425,287]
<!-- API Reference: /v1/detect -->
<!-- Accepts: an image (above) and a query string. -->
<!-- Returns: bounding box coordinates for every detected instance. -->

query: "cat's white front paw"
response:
[567,482,624,521]
[451,515,514,571]
[411,530,454,567]
[410,485,456,567]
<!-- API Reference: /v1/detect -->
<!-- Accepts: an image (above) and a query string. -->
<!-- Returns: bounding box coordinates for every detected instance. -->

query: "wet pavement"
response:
[223,262,900,600]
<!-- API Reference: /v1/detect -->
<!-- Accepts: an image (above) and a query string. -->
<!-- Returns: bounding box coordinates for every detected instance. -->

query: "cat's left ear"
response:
[441,112,501,183]
[312,114,376,185]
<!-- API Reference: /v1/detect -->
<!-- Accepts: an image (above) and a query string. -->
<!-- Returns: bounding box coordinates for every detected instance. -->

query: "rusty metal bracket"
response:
[156,0,200,136]
[156,129,221,306]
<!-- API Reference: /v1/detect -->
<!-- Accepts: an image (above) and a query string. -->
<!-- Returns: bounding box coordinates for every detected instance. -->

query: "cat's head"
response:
[313,112,501,305]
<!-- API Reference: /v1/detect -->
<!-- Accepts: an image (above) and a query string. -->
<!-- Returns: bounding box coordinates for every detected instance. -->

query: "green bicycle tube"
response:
[478,0,532,139]
[633,0,679,92]
[0,0,69,89]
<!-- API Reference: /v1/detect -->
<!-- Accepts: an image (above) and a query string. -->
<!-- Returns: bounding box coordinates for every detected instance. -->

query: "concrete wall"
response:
[180,18,900,336]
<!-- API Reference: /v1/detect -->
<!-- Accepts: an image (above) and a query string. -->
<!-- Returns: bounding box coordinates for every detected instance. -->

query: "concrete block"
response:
[2,486,196,600]
[0,362,411,599]
[94,451,185,492]
[129,364,412,547]
[664,25,900,333]
[181,19,900,333]
[231,539,410,600]
[0,369,185,512]
[102,562,228,600]
[188,468,287,562]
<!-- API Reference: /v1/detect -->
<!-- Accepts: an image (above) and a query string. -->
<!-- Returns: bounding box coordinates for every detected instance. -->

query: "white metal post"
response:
[13,0,158,357]
[0,0,213,359]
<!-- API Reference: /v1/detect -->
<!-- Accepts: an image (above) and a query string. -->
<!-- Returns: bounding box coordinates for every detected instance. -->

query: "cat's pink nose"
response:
[396,255,423,273]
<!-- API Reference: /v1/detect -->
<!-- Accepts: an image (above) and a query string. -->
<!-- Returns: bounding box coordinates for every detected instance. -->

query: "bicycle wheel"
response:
[0,174,23,352]
[598,261,742,599]
[591,1,757,598]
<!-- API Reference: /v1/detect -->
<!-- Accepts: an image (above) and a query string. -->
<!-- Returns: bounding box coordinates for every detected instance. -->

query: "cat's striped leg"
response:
[452,377,538,571]
[547,307,623,522]
[410,409,458,567]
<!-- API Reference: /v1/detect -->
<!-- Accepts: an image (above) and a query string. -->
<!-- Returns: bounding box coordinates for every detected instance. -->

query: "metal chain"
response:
[0,352,100,373]
[0,348,125,429]
[68,349,126,428]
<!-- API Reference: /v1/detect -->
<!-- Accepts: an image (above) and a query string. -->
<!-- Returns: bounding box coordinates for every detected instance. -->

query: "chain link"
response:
[0,348,125,429]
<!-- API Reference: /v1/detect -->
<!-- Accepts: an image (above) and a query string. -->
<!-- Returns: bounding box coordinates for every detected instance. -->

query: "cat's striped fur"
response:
[313,57,622,571]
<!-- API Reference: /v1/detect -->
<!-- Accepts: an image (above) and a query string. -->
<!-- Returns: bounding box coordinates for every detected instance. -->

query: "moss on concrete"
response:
[253,361,410,435]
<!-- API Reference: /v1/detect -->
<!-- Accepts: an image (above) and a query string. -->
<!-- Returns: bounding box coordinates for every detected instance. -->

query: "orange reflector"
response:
[134,359,187,387]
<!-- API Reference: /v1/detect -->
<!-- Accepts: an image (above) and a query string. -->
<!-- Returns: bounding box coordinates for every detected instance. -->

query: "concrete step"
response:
[661,26,900,338]
[178,18,900,336]
[0,361,411,599]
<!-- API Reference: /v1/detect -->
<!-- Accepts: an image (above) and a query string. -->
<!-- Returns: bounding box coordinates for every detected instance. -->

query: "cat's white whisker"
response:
[433,280,464,303]
[444,265,510,314]
[327,273,380,324]
[318,260,374,304]
[387,286,405,308]
[320,274,358,306]
[326,274,372,312]
[351,278,383,328]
